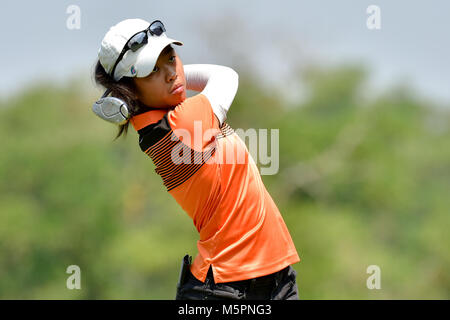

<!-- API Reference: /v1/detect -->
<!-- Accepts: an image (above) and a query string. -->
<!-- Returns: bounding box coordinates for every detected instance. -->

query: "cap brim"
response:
[133,35,183,78]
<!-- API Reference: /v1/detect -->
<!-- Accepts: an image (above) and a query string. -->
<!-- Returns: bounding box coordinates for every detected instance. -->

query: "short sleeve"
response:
[167,94,220,152]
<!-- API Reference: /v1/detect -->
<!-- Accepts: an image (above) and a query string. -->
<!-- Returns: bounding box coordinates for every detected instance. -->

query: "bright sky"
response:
[1,0,449,105]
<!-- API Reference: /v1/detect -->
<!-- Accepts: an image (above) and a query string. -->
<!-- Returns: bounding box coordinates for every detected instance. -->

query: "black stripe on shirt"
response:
[137,113,172,152]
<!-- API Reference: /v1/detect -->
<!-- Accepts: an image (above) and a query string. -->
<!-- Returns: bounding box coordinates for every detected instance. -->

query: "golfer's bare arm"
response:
[184,64,239,128]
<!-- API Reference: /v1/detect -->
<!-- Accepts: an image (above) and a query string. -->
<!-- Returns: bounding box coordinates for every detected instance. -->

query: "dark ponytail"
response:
[93,60,147,140]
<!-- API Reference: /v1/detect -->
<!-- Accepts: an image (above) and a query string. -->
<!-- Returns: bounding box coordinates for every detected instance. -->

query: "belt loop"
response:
[275,268,283,288]
[270,269,283,299]
[249,278,256,293]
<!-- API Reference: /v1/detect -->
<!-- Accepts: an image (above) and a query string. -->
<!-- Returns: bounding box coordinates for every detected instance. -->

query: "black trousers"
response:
[175,264,299,300]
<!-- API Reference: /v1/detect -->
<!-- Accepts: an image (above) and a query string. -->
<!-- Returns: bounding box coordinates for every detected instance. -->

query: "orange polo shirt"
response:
[130,94,300,283]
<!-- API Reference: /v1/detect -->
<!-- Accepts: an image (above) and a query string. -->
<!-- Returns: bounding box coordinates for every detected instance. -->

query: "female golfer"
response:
[93,18,300,300]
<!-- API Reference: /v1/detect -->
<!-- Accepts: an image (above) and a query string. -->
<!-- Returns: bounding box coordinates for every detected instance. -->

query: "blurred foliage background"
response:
[0,59,449,299]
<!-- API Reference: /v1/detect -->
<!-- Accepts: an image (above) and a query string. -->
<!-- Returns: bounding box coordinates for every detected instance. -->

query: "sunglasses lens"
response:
[149,21,165,36]
[128,32,148,51]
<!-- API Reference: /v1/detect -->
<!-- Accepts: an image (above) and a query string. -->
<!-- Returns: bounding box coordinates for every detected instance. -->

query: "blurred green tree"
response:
[0,63,449,299]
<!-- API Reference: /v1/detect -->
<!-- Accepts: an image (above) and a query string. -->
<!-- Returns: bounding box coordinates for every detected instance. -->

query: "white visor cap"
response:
[98,18,183,81]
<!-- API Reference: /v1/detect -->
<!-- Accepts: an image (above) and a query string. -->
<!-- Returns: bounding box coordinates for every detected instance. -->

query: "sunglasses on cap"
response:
[110,20,166,79]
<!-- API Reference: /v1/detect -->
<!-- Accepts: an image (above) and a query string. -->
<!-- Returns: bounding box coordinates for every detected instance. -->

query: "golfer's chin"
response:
[168,92,187,107]
[142,94,186,109]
